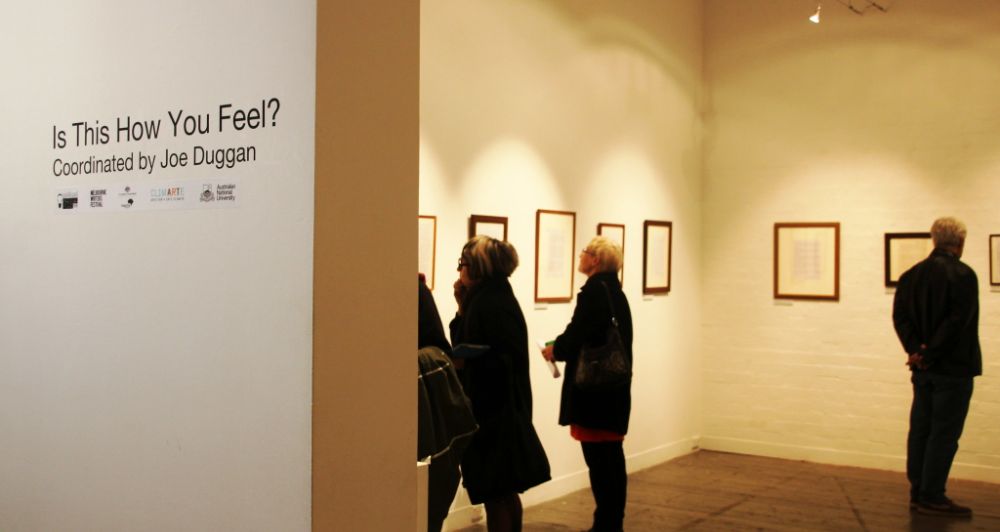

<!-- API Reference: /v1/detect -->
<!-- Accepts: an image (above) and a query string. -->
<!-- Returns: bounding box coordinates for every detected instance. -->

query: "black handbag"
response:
[574,281,631,391]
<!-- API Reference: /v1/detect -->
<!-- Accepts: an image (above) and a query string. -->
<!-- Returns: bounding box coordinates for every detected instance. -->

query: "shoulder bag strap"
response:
[598,281,619,329]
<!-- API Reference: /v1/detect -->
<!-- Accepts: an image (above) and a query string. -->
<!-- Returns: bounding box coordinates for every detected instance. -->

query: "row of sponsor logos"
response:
[56,180,240,213]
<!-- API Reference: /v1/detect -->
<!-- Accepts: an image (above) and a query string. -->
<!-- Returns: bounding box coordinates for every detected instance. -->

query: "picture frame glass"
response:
[642,221,671,294]
[885,233,933,287]
[991,235,1000,286]
[474,222,505,240]
[535,210,576,302]
[775,223,839,300]
[469,214,508,241]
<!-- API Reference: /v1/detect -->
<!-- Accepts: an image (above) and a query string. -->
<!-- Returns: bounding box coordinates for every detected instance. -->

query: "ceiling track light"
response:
[838,0,889,15]
[810,0,888,22]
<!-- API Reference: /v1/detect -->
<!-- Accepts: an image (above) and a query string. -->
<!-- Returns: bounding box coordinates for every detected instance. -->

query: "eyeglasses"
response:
[457,258,469,271]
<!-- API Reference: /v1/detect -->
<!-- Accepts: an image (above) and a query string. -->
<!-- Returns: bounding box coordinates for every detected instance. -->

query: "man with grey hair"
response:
[893,216,981,517]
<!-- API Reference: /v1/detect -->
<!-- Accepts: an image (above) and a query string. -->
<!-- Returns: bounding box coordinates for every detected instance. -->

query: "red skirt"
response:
[571,424,624,442]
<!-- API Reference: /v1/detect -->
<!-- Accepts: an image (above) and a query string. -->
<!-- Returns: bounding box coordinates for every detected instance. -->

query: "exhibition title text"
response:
[53,99,280,147]
[50,98,279,177]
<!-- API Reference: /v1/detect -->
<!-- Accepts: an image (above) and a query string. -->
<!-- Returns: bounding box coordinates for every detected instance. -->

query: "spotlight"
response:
[809,3,822,23]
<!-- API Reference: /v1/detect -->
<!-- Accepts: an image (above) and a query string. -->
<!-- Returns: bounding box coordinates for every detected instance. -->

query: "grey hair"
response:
[585,236,623,273]
[930,217,967,249]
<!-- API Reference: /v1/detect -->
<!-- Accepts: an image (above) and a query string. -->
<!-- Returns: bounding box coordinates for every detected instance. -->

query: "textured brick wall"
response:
[702,0,1000,482]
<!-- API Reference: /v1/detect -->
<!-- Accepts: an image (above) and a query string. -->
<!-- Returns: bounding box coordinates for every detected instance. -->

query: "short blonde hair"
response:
[461,235,519,280]
[931,217,967,249]
[584,236,623,274]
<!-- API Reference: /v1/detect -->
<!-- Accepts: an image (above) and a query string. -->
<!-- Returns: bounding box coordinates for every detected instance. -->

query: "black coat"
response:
[893,248,982,377]
[450,278,550,503]
[552,272,633,434]
[418,276,451,354]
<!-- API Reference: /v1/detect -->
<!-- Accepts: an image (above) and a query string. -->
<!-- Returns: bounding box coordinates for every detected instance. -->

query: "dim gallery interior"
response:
[3,1,999,530]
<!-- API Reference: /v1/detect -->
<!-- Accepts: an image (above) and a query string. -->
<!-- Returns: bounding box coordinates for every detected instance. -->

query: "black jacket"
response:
[450,278,550,502]
[893,248,982,377]
[419,276,451,355]
[417,346,477,532]
[553,272,633,434]
[417,347,476,461]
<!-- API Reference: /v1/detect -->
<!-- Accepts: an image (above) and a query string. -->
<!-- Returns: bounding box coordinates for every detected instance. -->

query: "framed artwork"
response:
[773,222,840,301]
[418,215,437,290]
[642,220,672,294]
[535,209,576,302]
[991,234,1000,286]
[598,223,625,284]
[468,214,508,241]
[884,232,933,287]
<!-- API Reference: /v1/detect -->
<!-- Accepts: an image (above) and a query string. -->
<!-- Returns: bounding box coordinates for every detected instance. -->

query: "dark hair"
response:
[461,235,519,281]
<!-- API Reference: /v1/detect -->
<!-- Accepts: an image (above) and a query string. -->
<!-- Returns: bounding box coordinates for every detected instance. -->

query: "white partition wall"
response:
[0,2,315,530]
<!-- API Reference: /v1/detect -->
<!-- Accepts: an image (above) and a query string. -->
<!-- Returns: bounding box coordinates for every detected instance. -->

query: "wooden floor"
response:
[454,450,1000,531]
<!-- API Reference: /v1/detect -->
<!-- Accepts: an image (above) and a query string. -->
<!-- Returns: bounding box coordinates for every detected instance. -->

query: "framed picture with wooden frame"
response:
[884,232,933,287]
[598,223,625,284]
[535,209,576,303]
[990,234,1000,286]
[468,214,508,241]
[773,222,840,301]
[418,215,437,289]
[642,220,672,294]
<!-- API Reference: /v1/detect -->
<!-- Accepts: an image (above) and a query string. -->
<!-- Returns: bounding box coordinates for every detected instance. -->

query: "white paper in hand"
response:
[546,359,561,378]
[537,341,561,378]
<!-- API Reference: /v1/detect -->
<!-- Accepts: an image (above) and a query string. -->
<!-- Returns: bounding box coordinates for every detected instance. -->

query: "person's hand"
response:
[906,348,929,370]
[453,279,467,312]
[541,345,555,361]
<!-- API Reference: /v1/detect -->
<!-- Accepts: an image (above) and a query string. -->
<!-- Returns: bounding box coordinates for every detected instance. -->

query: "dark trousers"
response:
[427,452,462,532]
[907,371,974,504]
[581,441,627,531]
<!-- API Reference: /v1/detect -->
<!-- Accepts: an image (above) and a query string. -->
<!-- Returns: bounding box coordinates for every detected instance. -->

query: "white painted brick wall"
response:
[421,1,706,523]
[703,0,1000,482]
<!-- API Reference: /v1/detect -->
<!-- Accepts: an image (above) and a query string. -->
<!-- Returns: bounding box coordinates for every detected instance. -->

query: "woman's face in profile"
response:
[459,257,475,287]
[578,247,597,276]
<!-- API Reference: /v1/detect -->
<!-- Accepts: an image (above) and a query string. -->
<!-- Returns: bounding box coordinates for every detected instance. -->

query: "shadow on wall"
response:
[420,0,702,200]
[703,0,1000,193]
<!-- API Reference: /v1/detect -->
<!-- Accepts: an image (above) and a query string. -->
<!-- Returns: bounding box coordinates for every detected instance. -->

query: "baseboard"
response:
[521,436,698,506]
[442,436,699,530]
[626,436,700,474]
[698,436,1000,484]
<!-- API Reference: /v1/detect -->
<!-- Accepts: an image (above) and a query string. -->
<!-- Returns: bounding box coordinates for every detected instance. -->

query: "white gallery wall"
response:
[420,0,704,522]
[0,2,315,531]
[702,0,1000,482]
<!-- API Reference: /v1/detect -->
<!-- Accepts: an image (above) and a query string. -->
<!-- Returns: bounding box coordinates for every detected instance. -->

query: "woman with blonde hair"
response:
[543,236,633,532]
[451,236,550,532]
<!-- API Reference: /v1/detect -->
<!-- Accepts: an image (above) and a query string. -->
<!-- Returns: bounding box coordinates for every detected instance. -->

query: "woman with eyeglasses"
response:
[542,236,633,532]
[450,235,550,532]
